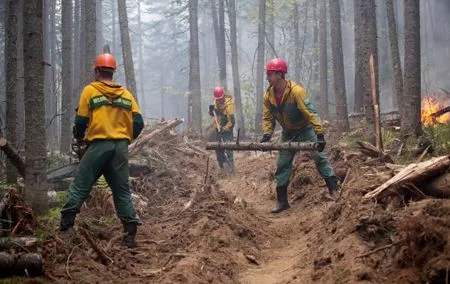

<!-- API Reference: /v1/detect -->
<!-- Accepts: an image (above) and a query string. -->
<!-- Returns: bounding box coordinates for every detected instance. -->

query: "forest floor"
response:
[1,122,449,283]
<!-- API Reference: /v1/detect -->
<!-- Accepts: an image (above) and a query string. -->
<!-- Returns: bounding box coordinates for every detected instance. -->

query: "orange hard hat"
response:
[94,53,116,70]
[213,87,225,100]
[266,58,288,74]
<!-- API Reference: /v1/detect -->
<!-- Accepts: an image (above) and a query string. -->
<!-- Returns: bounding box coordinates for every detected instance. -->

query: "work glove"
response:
[316,133,326,152]
[260,134,272,143]
[208,105,215,116]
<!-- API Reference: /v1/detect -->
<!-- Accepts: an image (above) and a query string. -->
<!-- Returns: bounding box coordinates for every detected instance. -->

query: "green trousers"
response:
[275,125,335,187]
[215,130,234,168]
[61,139,138,223]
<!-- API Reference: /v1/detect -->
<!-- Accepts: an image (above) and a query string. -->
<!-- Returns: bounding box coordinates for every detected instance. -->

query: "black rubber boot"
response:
[324,176,340,200]
[60,212,76,236]
[271,186,290,214]
[122,222,137,248]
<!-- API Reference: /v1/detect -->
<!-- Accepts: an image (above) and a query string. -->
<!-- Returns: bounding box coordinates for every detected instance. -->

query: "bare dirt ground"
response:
[35,129,450,283]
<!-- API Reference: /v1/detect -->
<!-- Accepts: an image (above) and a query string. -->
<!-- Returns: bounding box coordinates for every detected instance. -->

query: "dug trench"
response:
[11,123,448,283]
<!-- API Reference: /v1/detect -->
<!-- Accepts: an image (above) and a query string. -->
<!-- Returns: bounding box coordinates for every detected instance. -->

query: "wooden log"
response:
[369,53,383,151]
[0,252,43,277]
[129,118,184,155]
[356,141,394,163]
[363,155,450,200]
[0,137,25,177]
[205,141,317,151]
[0,237,37,249]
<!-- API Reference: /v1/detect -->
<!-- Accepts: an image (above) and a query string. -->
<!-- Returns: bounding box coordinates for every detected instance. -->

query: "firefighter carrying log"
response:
[261,58,340,213]
[59,53,144,248]
[208,87,235,174]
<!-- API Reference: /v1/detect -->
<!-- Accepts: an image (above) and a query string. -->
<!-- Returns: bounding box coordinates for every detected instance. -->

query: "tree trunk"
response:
[73,0,81,104]
[96,0,103,54]
[293,2,300,83]
[218,0,227,89]
[117,0,138,102]
[23,0,48,214]
[16,0,25,152]
[84,0,96,86]
[354,0,378,145]
[255,0,266,135]
[210,0,227,89]
[353,0,363,112]
[266,0,275,58]
[386,0,404,117]
[50,0,57,149]
[5,0,19,183]
[402,0,421,138]
[43,0,52,146]
[319,0,328,120]
[111,0,116,54]
[188,0,202,133]
[329,0,350,132]
[227,0,245,138]
[137,0,146,113]
[312,1,319,105]
[60,0,73,154]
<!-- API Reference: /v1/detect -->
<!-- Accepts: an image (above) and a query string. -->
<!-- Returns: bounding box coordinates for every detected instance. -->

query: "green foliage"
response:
[55,191,68,208]
[423,123,450,154]
[241,73,257,133]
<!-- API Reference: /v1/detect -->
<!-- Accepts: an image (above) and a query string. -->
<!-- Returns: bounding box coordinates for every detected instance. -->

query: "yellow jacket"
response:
[262,80,323,135]
[213,95,235,131]
[74,81,144,143]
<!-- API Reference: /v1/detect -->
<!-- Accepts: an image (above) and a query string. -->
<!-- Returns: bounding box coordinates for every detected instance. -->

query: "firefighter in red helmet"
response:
[261,58,340,213]
[209,87,235,173]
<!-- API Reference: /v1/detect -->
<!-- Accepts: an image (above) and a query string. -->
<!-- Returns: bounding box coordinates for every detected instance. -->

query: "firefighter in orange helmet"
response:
[261,58,340,213]
[208,87,235,173]
[60,53,144,248]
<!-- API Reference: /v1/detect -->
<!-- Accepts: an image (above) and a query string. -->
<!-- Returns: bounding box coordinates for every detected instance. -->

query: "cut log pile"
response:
[0,188,42,277]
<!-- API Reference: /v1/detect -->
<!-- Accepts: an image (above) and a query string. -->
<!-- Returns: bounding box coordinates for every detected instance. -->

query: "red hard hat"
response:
[94,53,117,70]
[213,87,225,100]
[266,58,288,74]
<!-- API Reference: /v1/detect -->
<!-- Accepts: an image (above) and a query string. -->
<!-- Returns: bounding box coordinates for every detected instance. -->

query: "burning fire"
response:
[421,96,450,127]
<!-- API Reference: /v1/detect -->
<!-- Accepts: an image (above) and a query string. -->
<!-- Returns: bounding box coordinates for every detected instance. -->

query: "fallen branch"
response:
[205,141,317,151]
[356,141,393,163]
[363,155,450,200]
[129,118,184,155]
[356,240,403,258]
[431,105,450,118]
[0,137,25,177]
[79,227,113,265]
[0,237,37,249]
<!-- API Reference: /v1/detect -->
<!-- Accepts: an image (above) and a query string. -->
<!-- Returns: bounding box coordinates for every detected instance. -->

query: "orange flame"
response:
[421,96,450,127]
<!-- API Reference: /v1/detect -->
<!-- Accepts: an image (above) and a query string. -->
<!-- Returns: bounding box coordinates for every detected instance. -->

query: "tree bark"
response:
[60,0,73,154]
[227,0,246,138]
[73,0,81,104]
[23,0,48,214]
[319,0,328,119]
[266,0,275,58]
[117,0,137,103]
[6,0,19,183]
[353,0,363,112]
[312,1,319,105]
[218,0,227,89]
[137,0,146,113]
[255,0,266,135]
[84,0,96,86]
[0,137,25,178]
[402,0,422,138]
[293,2,300,83]
[329,0,350,132]
[96,0,103,54]
[386,0,404,117]
[188,0,202,133]
[354,0,378,145]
